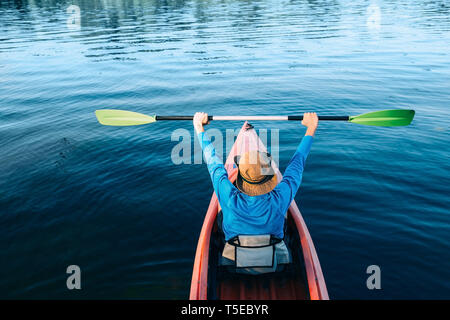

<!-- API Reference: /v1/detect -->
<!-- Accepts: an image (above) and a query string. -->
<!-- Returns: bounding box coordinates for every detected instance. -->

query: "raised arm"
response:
[273,112,318,213]
[194,112,235,203]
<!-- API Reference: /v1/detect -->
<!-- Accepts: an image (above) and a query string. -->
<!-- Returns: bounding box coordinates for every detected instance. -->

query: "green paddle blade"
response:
[95,109,156,126]
[349,109,415,126]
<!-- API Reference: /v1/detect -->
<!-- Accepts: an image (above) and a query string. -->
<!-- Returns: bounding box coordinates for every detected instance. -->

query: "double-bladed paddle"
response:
[95,109,415,127]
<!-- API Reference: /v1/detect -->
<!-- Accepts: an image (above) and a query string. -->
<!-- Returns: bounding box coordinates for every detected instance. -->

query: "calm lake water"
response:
[1,0,449,299]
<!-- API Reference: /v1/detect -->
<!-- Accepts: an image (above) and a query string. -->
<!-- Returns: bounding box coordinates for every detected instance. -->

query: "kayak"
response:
[190,122,329,300]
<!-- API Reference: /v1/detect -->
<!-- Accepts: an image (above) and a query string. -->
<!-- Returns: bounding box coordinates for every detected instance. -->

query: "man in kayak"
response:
[194,112,318,243]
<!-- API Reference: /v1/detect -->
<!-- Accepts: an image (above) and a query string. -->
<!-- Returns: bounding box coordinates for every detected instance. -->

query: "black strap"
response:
[227,235,283,248]
[240,173,274,185]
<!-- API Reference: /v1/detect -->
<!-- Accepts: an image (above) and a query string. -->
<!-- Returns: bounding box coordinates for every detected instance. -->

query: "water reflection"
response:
[2,0,449,62]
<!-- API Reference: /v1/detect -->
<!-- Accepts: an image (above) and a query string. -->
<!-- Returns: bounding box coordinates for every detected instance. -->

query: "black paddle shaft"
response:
[155,115,350,121]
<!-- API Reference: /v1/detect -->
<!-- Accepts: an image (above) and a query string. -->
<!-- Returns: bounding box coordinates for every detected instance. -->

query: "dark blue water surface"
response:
[1,0,449,299]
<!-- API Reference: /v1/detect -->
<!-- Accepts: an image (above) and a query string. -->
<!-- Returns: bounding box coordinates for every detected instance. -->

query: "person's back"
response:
[194,112,319,241]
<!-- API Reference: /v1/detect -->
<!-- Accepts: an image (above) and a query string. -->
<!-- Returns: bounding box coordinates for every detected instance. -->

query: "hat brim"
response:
[236,172,278,196]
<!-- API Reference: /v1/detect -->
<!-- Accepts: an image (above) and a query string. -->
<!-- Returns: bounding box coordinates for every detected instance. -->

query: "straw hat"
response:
[235,151,278,196]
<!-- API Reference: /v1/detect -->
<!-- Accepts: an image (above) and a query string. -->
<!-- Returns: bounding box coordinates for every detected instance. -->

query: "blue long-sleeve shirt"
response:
[198,131,313,241]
